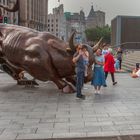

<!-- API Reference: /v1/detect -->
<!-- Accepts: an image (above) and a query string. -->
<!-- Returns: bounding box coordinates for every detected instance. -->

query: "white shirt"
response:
[136,69,140,77]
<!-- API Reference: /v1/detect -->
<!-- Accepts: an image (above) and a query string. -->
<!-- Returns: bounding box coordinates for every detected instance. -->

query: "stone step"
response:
[121,51,140,72]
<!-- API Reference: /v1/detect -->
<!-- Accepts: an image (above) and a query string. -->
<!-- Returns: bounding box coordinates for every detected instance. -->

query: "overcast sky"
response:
[48,0,140,25]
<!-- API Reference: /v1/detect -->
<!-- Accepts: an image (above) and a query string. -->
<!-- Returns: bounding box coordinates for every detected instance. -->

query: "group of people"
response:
[73,44,123,100]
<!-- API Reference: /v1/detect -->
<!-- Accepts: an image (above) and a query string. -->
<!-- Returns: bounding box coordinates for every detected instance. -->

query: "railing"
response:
[113,42,140,51]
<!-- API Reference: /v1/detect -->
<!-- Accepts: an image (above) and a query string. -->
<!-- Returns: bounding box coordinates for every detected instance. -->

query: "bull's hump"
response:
[0,23,39,34]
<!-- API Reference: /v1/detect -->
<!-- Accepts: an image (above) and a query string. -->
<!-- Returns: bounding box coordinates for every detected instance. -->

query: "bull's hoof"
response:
[62,85,75,93]
[17,80,39,86]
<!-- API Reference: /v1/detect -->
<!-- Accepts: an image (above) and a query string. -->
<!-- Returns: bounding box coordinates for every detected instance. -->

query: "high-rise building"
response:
[19,0,48,31]
[0,0,48,30]
[86,5,105,29]
[65,10,86,43]
[47,4,66,40]
[111,16,140,49]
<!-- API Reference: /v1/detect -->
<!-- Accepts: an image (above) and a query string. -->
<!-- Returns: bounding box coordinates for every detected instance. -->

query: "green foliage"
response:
[85,25,111,43]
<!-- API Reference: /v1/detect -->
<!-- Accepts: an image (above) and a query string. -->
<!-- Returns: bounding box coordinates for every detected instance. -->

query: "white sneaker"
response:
[97,90,100,94]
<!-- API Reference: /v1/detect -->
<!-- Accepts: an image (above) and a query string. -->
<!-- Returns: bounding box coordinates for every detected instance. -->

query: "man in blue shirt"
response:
[72,44,85,100]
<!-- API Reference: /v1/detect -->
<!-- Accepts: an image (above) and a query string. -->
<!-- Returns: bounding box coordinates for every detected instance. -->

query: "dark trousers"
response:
[76,71,84,96]
[119,60,122,69]
[105,72,115,83]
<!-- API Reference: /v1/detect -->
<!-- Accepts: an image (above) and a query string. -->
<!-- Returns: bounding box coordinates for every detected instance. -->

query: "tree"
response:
[85,25,111,44]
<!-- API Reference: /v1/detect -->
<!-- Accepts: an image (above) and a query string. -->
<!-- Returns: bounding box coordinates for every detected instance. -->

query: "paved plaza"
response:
[0,72,140,139]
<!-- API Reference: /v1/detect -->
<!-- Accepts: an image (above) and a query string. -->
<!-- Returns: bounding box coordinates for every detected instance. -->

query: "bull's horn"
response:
[0,0,19,12]
[68,31,76,53]
[93,37,103,52]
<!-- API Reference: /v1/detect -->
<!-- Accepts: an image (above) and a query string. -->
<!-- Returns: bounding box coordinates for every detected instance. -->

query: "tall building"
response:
[19,0,48,31]
[111,16,140,49]
[47,4,66,40]
[65,10,86,42]
[0,0,48,30]
[86,5,105,29]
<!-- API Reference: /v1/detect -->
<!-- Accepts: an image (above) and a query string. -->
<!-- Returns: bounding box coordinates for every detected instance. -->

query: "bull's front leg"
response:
[50,76,75,93]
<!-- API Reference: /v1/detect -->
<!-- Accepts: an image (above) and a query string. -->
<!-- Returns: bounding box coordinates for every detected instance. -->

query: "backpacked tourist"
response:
[114,57,120,71]
[104,48,117,86]
[91,48,106,94]
[72,44,86,100]
[116,47,123,70]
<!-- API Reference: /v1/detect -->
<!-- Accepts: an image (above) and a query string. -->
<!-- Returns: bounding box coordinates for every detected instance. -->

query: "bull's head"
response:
[0,0,19,12]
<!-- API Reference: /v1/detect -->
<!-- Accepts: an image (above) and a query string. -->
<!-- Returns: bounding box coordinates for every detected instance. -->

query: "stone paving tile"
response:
[37,128,69,133]
[23,122,54,129]
[52,132,87,139]
[70,117,97,123]
[85,121,114,127]
[2,128,37,135]
[40,118,69,123]
[16,133,53,140]
[87,131,120,137]
[119,129,140,135]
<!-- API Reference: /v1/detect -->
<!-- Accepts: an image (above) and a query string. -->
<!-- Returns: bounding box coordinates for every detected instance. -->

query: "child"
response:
[82,46,89,77]
[114,58,120,71]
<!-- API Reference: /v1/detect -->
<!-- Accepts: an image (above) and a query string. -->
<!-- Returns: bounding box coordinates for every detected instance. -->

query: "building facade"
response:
[0,0,48,31]
[19,0,48,31]
[86,5,105,29]
[65,10,86,42]
[47,4,66,40]
[111,16,140,49]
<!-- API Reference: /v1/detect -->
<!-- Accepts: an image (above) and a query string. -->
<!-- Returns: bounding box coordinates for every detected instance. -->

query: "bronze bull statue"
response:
[0,0,102,93]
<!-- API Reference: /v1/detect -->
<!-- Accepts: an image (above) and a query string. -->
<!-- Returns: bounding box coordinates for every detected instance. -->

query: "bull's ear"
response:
[67,31,76,54]
[93,37,103,52]
[0,0,19,12]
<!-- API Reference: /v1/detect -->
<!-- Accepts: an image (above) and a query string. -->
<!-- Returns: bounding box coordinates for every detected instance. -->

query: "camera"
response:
[136,63,140,70]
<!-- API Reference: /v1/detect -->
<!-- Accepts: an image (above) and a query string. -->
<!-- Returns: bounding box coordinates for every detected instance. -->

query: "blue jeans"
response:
[76,71,84,96]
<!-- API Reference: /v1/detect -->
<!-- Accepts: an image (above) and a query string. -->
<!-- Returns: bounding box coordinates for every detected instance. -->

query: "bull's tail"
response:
[0,0,19,12]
